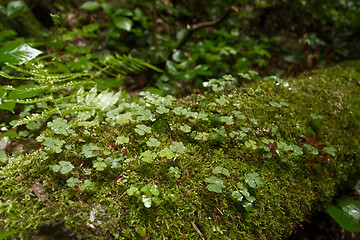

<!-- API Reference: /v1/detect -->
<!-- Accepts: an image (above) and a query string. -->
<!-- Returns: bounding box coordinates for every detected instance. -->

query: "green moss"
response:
[1,60,360,239]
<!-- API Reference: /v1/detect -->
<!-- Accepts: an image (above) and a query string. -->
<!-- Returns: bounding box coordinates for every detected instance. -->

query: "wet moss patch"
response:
[1,61,360,239]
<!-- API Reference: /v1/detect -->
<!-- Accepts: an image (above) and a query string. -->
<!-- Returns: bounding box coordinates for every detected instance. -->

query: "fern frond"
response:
[5,96,54,104]
[14,105,99,127]
[14,108,60,126]
[115,53,163,73]
[4,63,92,82]
[49,80,95,92]
[0,85,16,90]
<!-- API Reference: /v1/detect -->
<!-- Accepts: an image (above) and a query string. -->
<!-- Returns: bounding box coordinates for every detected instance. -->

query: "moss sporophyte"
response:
[1,61,360,239]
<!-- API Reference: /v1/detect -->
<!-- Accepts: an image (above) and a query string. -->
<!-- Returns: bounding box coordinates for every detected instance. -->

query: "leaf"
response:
[179,124,191,133]
[0,150,8,163]
[0,43,42,64]
[303,143,318,155]
[245,140,257,150]
[245,173,264,188]
[232,191,243,201]
[81,143,101,158]
[66,177,79,187]
[213,166,230,177]
[324,147,336,156]
[43,137,65,153]
[47,118,72,135]
[114,16,133,31]
[5,0,27,18]
[93,160,107,171]
[150,185,160,196]
[220,116,234,125]
[290,145,303,156]
[156,105,169,114]
[205,176,226,193]
[311,113,323,119]
[140,150,157,163]
[169,167,181,178]
[142,195,152,208]
[52,161,74,174]
[232,111,246,120]
[158,147,175,159]
[80,1,100,11]
[135,124,152,136]
[116,136,129,145]
[169,141,186,154]
[146,137,161,147]
[79,180,95,191]
[127,186,139,196]
[327,204,360,232]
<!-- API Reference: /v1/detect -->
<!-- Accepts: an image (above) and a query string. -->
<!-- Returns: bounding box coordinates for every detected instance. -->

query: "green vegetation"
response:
[0,60,359,238]
[1,0,360,238]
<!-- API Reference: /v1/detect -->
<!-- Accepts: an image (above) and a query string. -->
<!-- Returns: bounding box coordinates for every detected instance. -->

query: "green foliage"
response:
[81,143,100,158]
[327,198,360,232]
[52,161,74,174]
[0,60,359,239]
[204,176,226,193]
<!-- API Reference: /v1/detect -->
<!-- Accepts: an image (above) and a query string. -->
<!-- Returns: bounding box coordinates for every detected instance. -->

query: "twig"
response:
[191,221,205,240]
[173,5,234,53]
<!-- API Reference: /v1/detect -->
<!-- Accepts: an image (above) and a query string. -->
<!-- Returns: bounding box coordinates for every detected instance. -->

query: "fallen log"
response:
[0,60,359,239]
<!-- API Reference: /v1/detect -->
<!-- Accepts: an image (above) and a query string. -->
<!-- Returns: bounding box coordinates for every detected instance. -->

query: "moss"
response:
[1,60,360,239]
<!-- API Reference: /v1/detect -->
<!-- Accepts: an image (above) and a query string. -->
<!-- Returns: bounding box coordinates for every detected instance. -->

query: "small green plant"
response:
[326,179,360,232]
[205,176,226,193]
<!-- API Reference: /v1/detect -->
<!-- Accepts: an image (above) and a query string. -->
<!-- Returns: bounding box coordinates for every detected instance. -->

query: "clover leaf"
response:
[127,186,139,196]
[156,105,169,114]
[66,177,79,187]
[205,176,226,193]
[303,143,319,155]
[232,110,246,120]
[245,173,264,188]
[213,166,230,177]
[158,147,175,159]
[169,141,186,154]
[169,166,181,178]
[324,147,336,156]
[81,143,101,158]
[290,145,303,155]
[135,124,152,136]
[52,161,74,174]
[78,179,95,191]
[47,118,74,136]
[93,159,107,171]
[116,136,129,145]
[43,137,65,153]
[179,124,191,133]
[245,140,257,150]
[220,116,234,125]
[141,150,157,163]
[146,137,161,147]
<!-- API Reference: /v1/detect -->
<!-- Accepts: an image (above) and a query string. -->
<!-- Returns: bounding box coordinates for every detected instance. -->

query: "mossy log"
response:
[1,61,360,239]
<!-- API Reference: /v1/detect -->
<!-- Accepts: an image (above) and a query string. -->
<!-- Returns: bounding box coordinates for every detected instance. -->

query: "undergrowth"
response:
[0,60,360,239]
